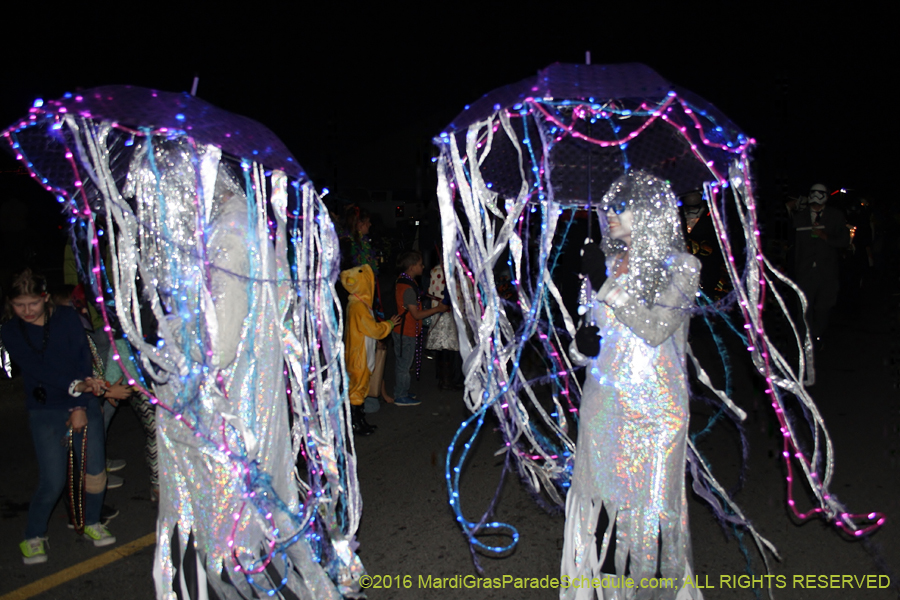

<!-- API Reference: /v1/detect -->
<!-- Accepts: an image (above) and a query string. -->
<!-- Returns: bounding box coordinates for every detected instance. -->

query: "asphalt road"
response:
[1,300,898,600]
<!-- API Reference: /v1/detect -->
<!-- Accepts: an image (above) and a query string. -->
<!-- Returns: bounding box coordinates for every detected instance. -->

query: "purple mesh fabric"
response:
[446,63,671,131]
[440,63,750,199]
[3,85,306,181]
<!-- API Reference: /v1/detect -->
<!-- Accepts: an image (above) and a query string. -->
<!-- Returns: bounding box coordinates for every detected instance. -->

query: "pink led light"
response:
[530,96,675,148]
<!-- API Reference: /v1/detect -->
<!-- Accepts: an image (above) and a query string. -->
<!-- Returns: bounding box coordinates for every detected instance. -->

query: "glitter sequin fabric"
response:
[126,142,349,600]
[561,175,702,600]
[596,171,688,309]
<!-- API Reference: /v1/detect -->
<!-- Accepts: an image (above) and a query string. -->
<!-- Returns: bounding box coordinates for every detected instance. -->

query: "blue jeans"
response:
[103,399,117,434]
[26,398,106,538]
[392,333,416,399]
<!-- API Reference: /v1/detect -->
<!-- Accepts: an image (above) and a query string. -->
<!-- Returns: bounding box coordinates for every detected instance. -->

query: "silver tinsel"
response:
[597,170,687,308]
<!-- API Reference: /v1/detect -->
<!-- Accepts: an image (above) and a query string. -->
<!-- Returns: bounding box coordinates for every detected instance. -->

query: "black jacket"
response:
[792,205,850,277]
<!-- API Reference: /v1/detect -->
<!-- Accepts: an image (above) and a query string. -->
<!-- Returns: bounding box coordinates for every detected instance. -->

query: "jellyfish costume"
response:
[561,170,701,599]
[2,86,364,599]
[434,63,884,596]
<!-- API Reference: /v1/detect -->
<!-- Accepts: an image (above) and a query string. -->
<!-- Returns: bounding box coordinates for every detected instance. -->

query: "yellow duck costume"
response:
[341,264,394,408]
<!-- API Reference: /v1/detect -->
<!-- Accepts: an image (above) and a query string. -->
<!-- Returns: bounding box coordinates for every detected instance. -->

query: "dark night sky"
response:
[1,4,893,209]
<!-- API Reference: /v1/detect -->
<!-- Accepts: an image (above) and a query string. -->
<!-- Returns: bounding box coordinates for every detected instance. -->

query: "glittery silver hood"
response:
[598,170,686,308]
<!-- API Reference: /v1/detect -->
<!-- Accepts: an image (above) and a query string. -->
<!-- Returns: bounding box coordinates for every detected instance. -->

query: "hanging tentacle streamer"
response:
[439,112,580,556]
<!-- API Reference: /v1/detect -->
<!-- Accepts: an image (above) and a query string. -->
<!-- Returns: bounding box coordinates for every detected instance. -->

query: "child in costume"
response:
[341,264,400,435]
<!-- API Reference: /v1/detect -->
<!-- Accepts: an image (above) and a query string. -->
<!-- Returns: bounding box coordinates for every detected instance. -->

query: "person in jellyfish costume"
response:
[2,86,365,599]
[433,63,884,596]
[561,170,701,599]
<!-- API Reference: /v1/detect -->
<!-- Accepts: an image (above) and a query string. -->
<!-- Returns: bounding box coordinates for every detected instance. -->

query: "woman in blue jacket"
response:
[2,270,125,564]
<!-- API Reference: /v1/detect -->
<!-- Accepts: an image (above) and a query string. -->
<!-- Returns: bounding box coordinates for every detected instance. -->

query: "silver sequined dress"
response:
[561,252,702,600]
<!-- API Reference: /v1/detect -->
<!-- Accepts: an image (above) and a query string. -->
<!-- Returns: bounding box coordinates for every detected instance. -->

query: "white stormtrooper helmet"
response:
[808,183,828,205]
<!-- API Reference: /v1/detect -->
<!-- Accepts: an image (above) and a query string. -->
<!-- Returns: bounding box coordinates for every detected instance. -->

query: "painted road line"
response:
[0,532,156,600]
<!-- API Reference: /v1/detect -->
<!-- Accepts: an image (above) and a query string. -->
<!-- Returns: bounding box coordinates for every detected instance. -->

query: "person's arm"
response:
[601,254,700,347]
[404,302,448,321]
[102,377,132,406]
[399,282,447,321]
[351,304,397,340]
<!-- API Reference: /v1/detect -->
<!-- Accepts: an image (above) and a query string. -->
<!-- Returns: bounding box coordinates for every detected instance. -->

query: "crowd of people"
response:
[335,205,455,434]
[0,178,887,587]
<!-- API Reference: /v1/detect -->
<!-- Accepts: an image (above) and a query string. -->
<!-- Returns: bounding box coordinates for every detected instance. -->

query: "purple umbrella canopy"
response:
[2,85,307,213]
[438,62,753,200]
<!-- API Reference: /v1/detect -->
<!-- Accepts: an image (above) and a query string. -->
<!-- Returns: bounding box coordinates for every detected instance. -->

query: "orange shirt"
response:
[395,278,421,337]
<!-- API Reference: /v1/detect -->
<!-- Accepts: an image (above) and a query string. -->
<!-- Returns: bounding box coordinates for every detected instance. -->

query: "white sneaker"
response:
[83,523,116,547]
[106,458,126,472]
